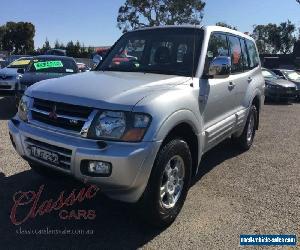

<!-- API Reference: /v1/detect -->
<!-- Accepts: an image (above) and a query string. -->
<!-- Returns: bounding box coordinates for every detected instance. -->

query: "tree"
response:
[252,21,296,54]
[66,40,82,57]
[53,40,66,52]
[1,22,35,54]
[0,25,6,50]
[277,20,296,54]
[297,0,300,4]
[117,0,206,32]
[216,22,237,30]
[252,24,278,54]
[40,38,51,54]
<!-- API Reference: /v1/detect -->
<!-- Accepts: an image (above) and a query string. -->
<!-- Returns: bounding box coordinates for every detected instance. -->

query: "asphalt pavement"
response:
[0,96,299,250]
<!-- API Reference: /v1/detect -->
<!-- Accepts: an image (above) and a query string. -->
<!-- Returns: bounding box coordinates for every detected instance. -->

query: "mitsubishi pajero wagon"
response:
[9,25,264,227]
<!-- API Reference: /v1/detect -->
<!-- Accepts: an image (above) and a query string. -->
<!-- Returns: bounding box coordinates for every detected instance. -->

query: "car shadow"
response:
[0,141,245,249]
[0,169,162,249]
[0,97,17,120]
[192,139,245,186]
[264,99,293,106]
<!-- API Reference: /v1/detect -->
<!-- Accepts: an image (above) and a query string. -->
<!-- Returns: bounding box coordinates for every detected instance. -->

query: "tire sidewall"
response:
[141,139,192,226]
[245,105,257,148]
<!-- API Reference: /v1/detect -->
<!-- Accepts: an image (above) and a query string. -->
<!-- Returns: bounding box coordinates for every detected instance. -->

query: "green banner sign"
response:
[34,60,63,70]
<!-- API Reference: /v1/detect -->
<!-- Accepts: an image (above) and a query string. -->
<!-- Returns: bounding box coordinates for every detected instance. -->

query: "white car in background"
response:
[0,57,32,96]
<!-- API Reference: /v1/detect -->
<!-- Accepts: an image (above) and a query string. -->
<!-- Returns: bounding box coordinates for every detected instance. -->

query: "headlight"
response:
[18,95,31,121]
[88,111,151,142]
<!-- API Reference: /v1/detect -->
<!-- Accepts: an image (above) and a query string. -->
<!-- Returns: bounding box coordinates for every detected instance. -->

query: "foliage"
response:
[252,21,296,54]
[37,39,95,58]
[0,22,35,54]
[215,22,237,31]
[117,0,206,32]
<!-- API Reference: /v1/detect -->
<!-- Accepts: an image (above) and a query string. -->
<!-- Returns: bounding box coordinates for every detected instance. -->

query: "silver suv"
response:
[9,26,264,227]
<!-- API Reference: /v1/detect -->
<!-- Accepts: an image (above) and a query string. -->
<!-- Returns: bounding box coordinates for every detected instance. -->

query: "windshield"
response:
[262,69,279,79]
[98,28,204,77]
[29,58,78,73]
[7,58,31,69]
[283,71,300,82]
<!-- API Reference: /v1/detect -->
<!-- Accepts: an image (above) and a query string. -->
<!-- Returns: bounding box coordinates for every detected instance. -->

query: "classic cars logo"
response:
[10,184,100,225]
[49,105,58,120]
[0,74,7,79]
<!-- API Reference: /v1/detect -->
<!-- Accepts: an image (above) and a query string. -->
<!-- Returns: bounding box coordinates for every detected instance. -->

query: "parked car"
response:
[76,62,90,72]
[262,68,297,102]
[46,49,67,56]
[0,57,32,96]
[9,26,264,227]
[0,58,6,68]
[17,55,79,98]
[6,55,31,65]
[271,69,300,101]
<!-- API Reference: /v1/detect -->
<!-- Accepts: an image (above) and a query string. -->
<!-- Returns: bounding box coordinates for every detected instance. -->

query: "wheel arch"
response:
[154,110,203,178]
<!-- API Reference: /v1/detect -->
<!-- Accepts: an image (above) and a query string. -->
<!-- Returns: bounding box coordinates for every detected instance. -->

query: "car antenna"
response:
[190,24,197,87]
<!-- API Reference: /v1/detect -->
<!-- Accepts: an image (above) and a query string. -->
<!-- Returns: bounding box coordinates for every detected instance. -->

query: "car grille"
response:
[31,98,93,132]
[0,75,14,80]
[24,137,72,170]
[0,85,12,90]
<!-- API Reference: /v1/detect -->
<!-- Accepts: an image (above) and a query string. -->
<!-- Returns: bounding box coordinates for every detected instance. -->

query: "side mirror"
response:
[17,68,25,74]
[92,55,103,70]
[208,56,231,78]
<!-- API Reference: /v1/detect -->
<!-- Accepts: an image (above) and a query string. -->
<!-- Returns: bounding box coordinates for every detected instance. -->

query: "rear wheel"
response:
[234,105,257,150]
[137,139,192,227]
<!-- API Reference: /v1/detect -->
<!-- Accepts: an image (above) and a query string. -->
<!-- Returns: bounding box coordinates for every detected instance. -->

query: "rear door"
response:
[227,35,250,111]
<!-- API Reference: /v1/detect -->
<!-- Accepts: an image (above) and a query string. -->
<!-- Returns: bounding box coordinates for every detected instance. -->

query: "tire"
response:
[29,161,64,179]
[137,139,192,228]
[234,105,258,150]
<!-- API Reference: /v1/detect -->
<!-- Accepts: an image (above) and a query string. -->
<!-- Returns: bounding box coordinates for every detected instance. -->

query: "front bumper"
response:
[8,118,161,202]
[265,88,297,100]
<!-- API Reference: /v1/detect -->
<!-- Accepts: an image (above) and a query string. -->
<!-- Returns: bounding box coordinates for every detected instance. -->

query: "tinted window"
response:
[99,28,204,77]
[240,38,250,71]
[272,70,283,77]
[205,33,229,74]
[246,39,259,69]
[228,35,243,73]
[207,33,229,58]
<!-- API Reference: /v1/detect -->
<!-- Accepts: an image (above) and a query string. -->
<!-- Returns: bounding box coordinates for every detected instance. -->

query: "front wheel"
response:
[137,139,192,228]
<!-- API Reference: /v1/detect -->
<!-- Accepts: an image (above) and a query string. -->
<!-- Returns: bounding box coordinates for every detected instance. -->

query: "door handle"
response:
[228,82,235,90]
[248,77,253,83]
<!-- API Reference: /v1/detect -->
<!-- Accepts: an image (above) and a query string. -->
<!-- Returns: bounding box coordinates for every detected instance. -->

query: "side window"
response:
[207,33,229,59]
[228,35,243,73]
[273,70,283,77]
[240,38,250,71]
[205,33,229,73]
[246,39,259,69]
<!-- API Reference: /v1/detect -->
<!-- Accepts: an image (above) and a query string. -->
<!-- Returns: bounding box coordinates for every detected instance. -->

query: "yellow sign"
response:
[10,60,31,66]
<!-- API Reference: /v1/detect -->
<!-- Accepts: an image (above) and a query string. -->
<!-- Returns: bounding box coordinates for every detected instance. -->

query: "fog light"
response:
[88,161,111,175]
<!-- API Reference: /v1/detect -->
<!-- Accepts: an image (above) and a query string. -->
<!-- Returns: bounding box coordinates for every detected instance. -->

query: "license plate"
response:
[30,146,59,164]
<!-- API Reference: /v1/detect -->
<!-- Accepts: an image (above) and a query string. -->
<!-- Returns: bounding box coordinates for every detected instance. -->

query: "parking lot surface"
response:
[0,96,299,249]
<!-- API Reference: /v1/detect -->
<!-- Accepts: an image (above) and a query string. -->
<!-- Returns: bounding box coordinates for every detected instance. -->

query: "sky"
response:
[0,0,299,48]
